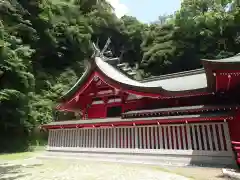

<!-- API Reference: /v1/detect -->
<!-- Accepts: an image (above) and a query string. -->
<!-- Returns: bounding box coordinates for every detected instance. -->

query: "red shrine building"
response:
[42,47,240,167]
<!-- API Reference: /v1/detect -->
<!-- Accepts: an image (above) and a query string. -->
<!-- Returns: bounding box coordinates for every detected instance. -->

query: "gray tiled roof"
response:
[141,69,205,82]
[95,57,207,91]
[58,57,209,102]
[202,53,240,63]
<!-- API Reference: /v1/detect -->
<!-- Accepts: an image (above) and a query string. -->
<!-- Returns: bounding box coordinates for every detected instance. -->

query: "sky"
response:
[106,0,182,23]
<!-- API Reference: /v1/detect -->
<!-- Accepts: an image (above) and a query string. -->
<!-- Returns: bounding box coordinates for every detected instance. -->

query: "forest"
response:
[1,0,240,152]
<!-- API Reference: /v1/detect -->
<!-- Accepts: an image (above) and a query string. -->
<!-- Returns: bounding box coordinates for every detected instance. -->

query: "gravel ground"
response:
[0,157,234,180]
[0,158,190,180]
[162,166,231,180]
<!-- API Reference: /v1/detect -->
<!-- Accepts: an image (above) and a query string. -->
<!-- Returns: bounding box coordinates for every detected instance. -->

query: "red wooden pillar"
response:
[82,108,86,120]
[103,97,108,117]
[228,110,240,142]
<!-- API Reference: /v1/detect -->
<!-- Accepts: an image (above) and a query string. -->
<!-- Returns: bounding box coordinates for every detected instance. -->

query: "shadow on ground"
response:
[0,163,42,180]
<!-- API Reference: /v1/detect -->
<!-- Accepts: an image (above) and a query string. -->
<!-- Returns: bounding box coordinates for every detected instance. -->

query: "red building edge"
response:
[42,53,240,167]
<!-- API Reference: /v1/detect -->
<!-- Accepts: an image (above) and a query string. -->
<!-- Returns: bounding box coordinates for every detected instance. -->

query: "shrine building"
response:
[42,46,240,167]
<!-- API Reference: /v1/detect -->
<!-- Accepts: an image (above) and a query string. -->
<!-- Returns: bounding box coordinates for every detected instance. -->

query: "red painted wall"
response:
[87,105,106,119]
[228,110,240,142]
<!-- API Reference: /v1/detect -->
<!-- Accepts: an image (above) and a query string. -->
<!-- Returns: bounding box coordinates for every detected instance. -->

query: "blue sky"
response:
[107,0,182,23]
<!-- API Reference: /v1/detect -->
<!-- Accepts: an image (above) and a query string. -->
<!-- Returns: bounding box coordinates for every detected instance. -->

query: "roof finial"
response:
[91,42,101,58]
[100,37,111,56]
[92,37,120,63]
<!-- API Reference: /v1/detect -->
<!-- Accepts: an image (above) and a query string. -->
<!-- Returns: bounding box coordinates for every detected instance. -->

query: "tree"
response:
[141,23,176,75]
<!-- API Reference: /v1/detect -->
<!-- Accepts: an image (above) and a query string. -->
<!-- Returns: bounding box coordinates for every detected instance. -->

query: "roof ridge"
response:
[141,68,205,82]
[201,53,240,63]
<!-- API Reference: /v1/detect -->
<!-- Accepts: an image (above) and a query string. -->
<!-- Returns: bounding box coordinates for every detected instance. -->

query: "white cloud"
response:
[106,0,128,18]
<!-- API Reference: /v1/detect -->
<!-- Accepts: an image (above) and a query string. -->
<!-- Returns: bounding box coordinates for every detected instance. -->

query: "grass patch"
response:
[0,152,35,160]
[0,145,45,161]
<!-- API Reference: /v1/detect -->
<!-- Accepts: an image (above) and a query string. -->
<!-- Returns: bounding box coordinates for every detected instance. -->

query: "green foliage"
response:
[141,24,176,75]
[1,0,240,152]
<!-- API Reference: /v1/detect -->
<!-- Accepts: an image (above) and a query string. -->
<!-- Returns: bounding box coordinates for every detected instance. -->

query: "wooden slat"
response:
[61,130,65,147]
[74,129,77,147]
[103,128,105,148]
[78,129,82,147]
[207,125,213,151]
[98,128,101,148]
[186,125,192,150]
[168,126,172,149]
[117,128,120,148]
[197,125,202,150]
[62,130,65,147]
[91,129,94,148]
[76,129,78,147]
[212,124,219,151]
[88,129,90,148]
[52,130,55,147]
[109,128,112,148]
[172,126,177,149]
[55,130,58,147]
[70,130,73,147]
[48,130,52,147]
[139,127,142,149]
[151,126,154,149]
[106,128,109,148]
[163,126,168,149]
[113,128,116,148]
[223,122,232,151]
[80,129,83,147]
[50,130,53,147]
[155,126,159,149]
[159,126,163,149]
[121,128,124,148]
[73,129,76,147]
[63,130,66,147]
[86,129,89,148]
[143,127,146,149]
[92,129,95,148]
[202,125,208,150]
[53,130,56,147]
[54,130,57,147]
[182,126,187,150]
[87,129,90,148]
[69,130,72,147]
[191,125,197,150]
[177,126,182,149]
[147,126,151,149]
[218,124,224,151]
[131,127,134,149]
[128,128,131,148]
[124,128,127,148]
[135,127,138,149]
[71,129,74,147]
[108,128,110,148]
[83,129,86,148]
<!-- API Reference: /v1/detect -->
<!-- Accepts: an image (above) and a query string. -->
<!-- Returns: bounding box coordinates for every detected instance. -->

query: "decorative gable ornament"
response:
[96,80,102,86]
[114,89,120,95]
[93,76,99,81]
[75,94,79,102]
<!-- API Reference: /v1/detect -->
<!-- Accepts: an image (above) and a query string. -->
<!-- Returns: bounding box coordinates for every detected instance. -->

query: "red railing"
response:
[232,141,240,168]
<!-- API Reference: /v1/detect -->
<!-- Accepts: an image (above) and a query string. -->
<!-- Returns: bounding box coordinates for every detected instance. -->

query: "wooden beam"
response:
[227,75,232,91]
